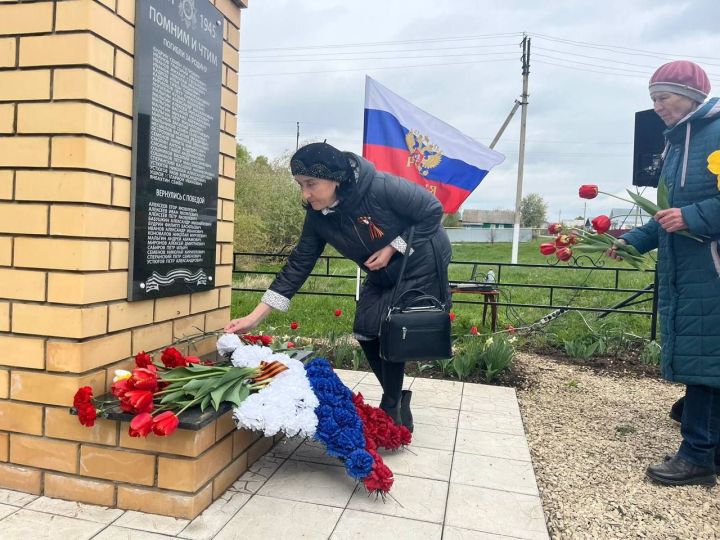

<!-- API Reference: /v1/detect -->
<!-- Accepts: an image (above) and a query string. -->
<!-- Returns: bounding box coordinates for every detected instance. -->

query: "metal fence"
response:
[232,251,658,339]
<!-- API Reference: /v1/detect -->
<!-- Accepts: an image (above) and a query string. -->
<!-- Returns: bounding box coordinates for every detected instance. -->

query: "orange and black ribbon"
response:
[357,216,384,240]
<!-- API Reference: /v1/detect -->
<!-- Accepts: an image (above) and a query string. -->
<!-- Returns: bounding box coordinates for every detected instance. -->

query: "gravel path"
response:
[515,352,720,539]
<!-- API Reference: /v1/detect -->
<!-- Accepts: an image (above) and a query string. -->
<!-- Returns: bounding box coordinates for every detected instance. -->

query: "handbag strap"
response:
[388,227,449,309]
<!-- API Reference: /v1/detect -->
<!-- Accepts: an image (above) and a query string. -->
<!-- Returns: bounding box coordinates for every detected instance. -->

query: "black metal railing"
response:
[232,251,658,338]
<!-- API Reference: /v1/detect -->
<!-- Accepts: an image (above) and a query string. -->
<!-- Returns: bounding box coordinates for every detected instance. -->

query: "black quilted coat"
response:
[267,153,452,338]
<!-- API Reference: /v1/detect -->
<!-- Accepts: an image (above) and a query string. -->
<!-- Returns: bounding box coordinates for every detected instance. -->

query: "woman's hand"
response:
[224,303,273,334]
[654,208,687,233]
[224,315,260,334]
[364,244,397,271]
[606,239,627,260]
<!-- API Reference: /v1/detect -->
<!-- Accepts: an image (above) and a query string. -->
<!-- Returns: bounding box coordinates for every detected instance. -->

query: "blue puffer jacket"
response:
[623,98,720,388]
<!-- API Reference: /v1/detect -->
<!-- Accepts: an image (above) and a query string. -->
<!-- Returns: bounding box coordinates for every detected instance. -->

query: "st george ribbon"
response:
[363,76,505,214]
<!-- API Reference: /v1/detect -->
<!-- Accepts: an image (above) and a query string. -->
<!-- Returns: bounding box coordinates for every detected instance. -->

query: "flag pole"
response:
[511,35,530,264]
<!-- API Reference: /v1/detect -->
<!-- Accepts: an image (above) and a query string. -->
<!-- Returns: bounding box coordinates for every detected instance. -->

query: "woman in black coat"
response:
[226,142,452,430]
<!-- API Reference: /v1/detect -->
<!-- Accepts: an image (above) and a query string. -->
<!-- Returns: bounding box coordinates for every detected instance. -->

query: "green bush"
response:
[640,340,662,365]
[479,334,515,382]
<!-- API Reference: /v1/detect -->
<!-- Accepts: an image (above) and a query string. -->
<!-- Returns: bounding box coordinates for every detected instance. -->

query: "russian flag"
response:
[363,77,505,214]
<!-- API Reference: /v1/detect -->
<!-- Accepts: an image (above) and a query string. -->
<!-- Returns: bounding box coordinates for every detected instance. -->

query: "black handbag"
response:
[378,227,453,363]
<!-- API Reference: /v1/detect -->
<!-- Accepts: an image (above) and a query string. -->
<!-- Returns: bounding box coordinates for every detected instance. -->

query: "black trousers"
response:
[359,339,405,406]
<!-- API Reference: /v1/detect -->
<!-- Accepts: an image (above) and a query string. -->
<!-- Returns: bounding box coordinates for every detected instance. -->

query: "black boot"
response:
[380,394,402,425]
[647,455,716,486]
[359,340,384,387]
[669,397,684,423]
[400,390,414,433]
[664,452,720,470]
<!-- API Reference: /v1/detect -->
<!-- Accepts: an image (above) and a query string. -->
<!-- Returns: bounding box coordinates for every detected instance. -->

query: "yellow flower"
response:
[708,150,720,190]
[112,369,132,383]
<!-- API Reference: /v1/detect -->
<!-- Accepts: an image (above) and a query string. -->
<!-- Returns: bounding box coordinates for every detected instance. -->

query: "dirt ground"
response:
[514,352,720,539]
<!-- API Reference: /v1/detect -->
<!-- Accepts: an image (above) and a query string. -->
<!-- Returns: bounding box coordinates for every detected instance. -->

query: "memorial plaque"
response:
[129,0,224,300]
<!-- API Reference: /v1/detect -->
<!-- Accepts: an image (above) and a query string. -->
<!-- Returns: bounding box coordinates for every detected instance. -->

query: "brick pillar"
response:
[0,0,261,519]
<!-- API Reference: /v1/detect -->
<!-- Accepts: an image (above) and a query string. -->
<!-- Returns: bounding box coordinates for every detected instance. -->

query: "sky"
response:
[234,0,720,223]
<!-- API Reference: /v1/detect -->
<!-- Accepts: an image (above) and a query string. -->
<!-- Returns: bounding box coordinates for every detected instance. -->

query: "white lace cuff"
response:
[261,289,290,312]
[390,236,413,256]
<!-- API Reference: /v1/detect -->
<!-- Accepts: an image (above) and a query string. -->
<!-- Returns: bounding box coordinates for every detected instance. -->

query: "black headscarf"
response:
[290,142,353,183]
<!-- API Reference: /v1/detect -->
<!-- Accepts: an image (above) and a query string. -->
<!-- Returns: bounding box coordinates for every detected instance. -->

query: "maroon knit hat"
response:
[649,60,710,103]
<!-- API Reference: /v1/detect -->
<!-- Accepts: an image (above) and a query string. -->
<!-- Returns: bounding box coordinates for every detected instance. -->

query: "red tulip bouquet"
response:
[540,212,648,268]
[578,183,705,243]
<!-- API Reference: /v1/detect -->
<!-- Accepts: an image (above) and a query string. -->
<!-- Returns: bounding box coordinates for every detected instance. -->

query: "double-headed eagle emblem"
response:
[405,130,443,176]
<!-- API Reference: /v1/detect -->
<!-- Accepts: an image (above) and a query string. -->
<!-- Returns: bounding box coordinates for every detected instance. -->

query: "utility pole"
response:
[296,122,300,151]
[511,34,530,264]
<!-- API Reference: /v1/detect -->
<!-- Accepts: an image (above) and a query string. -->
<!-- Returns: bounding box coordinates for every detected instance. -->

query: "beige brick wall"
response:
[0,0,256,519]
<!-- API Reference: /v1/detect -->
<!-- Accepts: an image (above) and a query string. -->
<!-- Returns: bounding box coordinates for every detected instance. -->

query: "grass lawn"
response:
[231,239,657,345]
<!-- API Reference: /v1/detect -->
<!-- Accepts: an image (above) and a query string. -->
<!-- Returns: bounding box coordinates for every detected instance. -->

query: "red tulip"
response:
[449,312,456,322]
[591,215,611,234]
[185,356,201,364]
[556,247,573,261]
[507,325,517,334]
[128,412,153,438]
[152,411,179,436]
[470,326,478,335]
[123,390,154,414]
[539,243,556,255]
[134,351,153,368]
[260,335,272,346]
[111,378,131,399]
[568,234,579,245]
[579,184,599,199]
[548,223,563,234]
[287,341,295,348]
[555,235,572,247]
[334,309,343,317]
[129,367,158,392]
[290,322,299,330]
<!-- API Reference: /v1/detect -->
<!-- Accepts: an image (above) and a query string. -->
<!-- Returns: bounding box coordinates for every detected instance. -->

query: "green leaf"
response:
[160,389,188,404]
[627,190,661,215]
[210,380,237,410]
[200,394,212,412]
[657,181,670,209]
[224,382,251,407]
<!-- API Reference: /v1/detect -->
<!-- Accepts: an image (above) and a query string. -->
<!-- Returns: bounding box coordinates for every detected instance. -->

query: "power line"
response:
[531,32,720,64]
[241,43,518,59]
[241,50,518,63]
[240,57,517,77]
[240,32,525,53]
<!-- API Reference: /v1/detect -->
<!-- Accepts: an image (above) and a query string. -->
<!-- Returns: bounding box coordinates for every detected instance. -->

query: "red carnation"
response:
[579,184,599,199]
[73,386,93,409]
[161,347,187,368]
[470,326,479,335]
[287,341,295,348]
[260,335,272,346]
[556,247,573,262]
[449,312,456,322]
[591,214,611,234]
[185,356,201,364]
[290,321,299,330]
[134,351,153,368]
[539,243,556,256]
[128,412,153,438]
[334,309,343,317]
[77,403,97,427]
[152,411,179,436]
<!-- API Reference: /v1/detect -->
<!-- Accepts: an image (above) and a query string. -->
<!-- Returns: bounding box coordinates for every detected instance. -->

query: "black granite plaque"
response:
[129,0,224,300]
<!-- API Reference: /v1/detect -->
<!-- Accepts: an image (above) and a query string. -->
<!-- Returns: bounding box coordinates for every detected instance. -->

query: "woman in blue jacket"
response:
[615,61,720,486]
